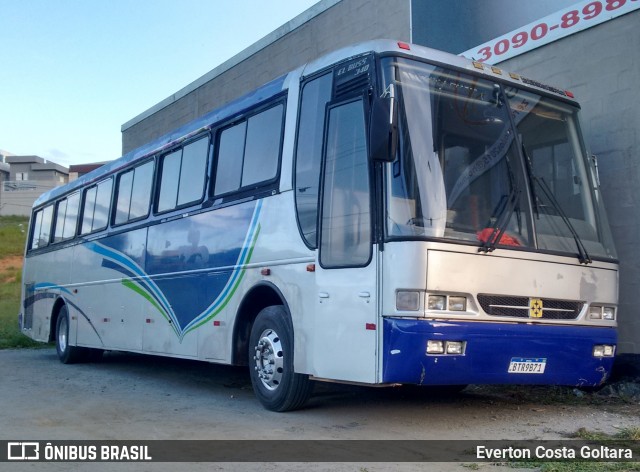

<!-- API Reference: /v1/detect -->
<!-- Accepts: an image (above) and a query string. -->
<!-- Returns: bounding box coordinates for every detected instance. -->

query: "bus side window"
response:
[30,204,54,250]
[53,192,80,243]
[294,73,332,248]
[242,105,283,187]
[215,122,246,196]
[114,161,154,225]
[213,103,284,198]
[81,178,113,235]
[157,136,209,213]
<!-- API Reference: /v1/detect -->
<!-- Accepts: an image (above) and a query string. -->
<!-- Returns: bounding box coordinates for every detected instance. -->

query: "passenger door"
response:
[313,97,379,383]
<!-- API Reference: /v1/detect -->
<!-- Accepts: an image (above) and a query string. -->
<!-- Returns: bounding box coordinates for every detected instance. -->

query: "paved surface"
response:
[1,348,638,471]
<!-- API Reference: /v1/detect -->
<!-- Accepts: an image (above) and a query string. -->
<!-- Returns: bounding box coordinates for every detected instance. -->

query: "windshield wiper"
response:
[533,176,592,264]
[519,140,591,264]
[478,188,521,253]
[521,142,540,218]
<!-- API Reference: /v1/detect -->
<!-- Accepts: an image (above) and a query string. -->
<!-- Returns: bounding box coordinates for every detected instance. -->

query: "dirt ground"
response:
[0,255,22,282]
[1,348,638,472]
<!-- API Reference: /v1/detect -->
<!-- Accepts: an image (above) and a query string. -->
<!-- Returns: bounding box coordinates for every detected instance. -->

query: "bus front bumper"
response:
[382,318,616,387]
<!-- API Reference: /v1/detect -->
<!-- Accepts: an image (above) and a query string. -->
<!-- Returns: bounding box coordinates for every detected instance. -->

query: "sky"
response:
[0,0,321,167]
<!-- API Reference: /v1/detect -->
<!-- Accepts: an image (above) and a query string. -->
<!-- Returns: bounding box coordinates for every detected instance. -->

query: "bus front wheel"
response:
[248,306,312,411]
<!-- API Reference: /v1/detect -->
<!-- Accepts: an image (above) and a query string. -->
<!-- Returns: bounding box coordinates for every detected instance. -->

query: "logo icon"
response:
[529,298,543,318]
[7,442,40,461]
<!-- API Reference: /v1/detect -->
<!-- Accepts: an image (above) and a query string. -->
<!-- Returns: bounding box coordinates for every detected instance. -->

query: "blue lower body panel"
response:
[382,318,616,387]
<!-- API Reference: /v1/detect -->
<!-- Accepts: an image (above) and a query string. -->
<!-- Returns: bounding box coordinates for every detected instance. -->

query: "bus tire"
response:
[55,305,85,364]
[248,305,312,412]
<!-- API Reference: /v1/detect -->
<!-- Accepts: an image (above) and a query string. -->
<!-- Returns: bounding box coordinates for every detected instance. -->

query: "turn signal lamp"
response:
[396,291,420,311]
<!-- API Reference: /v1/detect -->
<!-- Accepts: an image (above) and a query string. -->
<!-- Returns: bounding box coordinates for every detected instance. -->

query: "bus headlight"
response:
[427,294,468,312]
[589,305,616,321]
[603,307,615,321]
[448,296,467,311]
[428,295,446,311]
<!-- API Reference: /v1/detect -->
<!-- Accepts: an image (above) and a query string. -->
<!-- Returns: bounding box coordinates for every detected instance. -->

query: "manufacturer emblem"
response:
[529,298,543,318]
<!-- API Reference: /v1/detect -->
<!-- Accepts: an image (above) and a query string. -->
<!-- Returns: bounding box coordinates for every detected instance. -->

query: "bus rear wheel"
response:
[55,305,102,363]
[248,306,312,411]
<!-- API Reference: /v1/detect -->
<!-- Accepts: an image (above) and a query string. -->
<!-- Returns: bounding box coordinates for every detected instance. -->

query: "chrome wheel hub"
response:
[58,316,68,352]
[253,329,284,391]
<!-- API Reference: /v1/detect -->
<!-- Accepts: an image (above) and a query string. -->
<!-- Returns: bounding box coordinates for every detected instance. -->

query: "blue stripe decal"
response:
[85,200,263,340]
[86,241,175,321]
[182,200,263,335]
[34,283,73,295]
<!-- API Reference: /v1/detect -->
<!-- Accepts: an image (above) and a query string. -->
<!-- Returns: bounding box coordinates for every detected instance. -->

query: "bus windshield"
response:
[385,58,617,261]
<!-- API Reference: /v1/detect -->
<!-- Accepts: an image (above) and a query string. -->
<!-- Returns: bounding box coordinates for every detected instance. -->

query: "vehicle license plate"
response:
[508,357,546,374]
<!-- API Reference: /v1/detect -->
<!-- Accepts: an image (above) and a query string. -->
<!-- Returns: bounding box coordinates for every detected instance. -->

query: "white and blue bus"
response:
[20,40,618,411]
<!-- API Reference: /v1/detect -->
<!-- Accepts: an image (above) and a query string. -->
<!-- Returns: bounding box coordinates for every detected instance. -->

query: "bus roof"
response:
[35,73,288,207]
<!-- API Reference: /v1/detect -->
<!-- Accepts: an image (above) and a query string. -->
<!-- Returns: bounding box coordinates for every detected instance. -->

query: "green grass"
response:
[0,216,41,349]
[573,427,640,442]
[509,462,640,472]
[0,215,28,257]
[505,428,640,472]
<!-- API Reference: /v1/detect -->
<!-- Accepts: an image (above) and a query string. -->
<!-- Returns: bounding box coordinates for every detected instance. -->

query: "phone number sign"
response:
[460,0,640,64]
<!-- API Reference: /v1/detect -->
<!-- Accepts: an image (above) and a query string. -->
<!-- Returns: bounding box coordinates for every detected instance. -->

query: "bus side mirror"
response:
[369,85,398,162]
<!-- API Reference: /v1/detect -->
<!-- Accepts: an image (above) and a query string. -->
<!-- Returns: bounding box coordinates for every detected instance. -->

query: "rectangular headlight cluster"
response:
[588,305,616,321]
[428,294,467,312]
[427,340,466,355]
[593,345,615,357]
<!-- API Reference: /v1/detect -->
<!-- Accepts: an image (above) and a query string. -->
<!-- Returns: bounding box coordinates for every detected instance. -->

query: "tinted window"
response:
[115,170,134,225]
[242,104,283,187]
[30,205,54,250]
[157,136,209,212]
[54,192,80,242]
[53,200,67,243]
[294,73,332,247]
[81,178,113,234]
[214,103,284,197]
[93,178,113,231]
[158,150,181,212]
[30,210,43,250]
[115,161,154,225]
[215,122,246,196]
[178,137,209,206]
[129,161,154,220]
[63,193,80,239]
[320,99,371,268]
[40,205,54,248]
